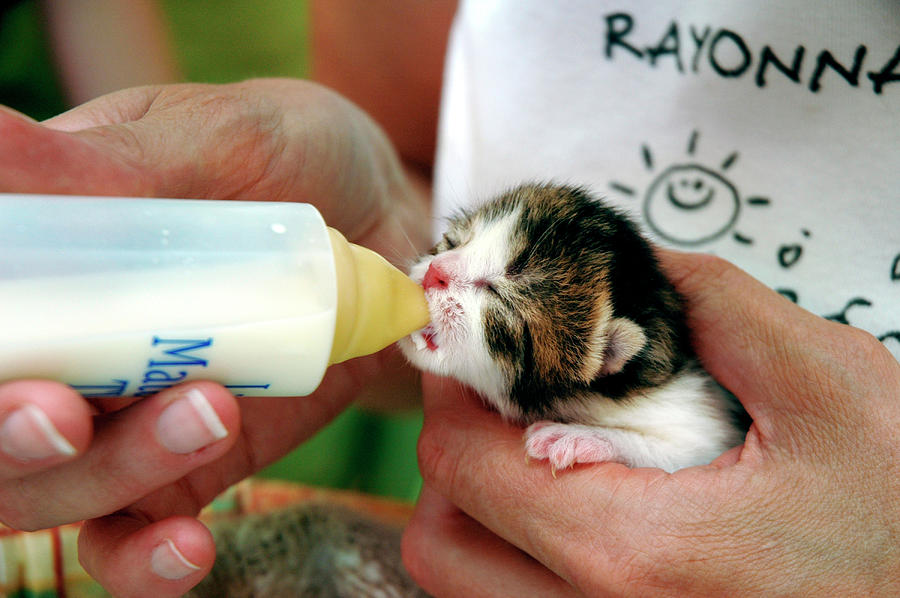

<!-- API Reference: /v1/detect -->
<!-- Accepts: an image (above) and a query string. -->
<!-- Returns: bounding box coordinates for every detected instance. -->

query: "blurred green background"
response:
[0,0,424,502]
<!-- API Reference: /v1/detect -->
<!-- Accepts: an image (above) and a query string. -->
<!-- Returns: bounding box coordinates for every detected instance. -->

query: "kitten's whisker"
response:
[379,216,420,268]
[522,223,559,266]
[394,214,420,257]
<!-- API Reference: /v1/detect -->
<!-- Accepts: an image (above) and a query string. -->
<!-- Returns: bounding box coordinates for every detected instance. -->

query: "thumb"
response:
[79,514,214,598]
[656,250,896,445]
[0,106,155,197]
[42,86,164,132]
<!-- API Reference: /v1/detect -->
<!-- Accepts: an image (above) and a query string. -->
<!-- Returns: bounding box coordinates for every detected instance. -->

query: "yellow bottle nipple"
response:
[327,228,429,364]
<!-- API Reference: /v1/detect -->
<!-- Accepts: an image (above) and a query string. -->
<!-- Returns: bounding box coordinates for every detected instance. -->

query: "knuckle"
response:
[416,418,468,499]
[415,420,449,483]
[817,322,896,384]
[839,325,886,357]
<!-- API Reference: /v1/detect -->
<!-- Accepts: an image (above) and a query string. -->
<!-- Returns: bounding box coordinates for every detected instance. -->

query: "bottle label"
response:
[68,335,277,397]
[2,309,334,398]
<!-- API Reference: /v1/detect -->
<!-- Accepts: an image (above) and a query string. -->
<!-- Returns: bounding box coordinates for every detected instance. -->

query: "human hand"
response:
[403,251,900,597]
[0,79,429,597]
[2,78,429,255]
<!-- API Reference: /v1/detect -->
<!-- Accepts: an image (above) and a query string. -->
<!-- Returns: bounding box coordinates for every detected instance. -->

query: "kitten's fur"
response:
[185,503,427,598]
[400,183,747,472]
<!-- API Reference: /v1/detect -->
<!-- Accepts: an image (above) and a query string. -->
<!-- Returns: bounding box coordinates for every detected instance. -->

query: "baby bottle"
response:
[0,194,429,397]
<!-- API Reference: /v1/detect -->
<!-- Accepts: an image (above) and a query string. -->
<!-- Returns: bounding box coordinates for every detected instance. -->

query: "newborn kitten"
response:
[399,183,747,473]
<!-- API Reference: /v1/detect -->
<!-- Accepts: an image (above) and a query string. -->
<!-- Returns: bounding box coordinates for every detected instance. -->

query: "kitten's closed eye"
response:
[473,278,500,295]
[399,183,748,474]
[433,231,464,253]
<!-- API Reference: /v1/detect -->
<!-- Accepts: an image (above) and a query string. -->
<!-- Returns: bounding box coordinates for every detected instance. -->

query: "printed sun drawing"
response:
[610,130,771,246]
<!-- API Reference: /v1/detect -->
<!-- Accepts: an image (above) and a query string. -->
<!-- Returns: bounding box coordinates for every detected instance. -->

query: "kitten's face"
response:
[399,185,651,422]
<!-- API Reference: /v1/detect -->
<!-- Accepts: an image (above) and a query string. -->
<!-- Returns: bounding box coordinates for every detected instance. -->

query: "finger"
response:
[0,107,155,196]
[416,373,663,594]
[0,382,239,530]
[402,485,579,598]
[42,86,164,131]
[655,250,896,424]
[0,105,37,122]
[0,380,91,475]
[78,360,365,529]
[79,514,214,598]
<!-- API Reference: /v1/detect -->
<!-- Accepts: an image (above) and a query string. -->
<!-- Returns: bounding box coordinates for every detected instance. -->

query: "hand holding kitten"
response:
[404,250,900,597]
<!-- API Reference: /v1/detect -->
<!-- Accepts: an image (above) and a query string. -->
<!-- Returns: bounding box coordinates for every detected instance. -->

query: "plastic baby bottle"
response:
[0,194,429,397]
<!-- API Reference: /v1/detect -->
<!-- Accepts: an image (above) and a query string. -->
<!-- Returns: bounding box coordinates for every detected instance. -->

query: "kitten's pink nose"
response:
[423,262,450,291]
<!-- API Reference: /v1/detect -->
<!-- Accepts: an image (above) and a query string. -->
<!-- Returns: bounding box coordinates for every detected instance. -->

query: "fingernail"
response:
[156,389,228,454]
[0,404,77,461]
[151,538,202,580]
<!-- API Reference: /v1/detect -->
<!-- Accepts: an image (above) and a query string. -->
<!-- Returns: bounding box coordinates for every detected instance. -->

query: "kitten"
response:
[185,503,427,598]
[399,183,748,473]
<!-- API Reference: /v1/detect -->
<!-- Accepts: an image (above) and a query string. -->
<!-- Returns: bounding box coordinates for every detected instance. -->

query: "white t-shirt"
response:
[434,0,900,360]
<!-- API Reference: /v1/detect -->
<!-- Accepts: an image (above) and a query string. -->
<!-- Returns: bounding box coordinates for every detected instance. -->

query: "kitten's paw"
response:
[524,422,616,473]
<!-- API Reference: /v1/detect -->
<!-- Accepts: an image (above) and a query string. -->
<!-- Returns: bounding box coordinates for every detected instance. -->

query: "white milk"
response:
[0,259,337,396]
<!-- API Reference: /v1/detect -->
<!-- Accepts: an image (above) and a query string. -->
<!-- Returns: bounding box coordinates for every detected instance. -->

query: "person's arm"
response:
[42,0,183,104]
[403,250,900,597]
[311,0,456,179]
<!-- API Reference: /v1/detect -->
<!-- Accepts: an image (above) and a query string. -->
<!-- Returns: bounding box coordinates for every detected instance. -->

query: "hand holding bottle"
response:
[0,79,430,597]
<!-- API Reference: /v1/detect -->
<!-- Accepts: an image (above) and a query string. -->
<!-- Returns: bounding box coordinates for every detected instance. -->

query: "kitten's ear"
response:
[582,317,647,380]
[600,317,647,375]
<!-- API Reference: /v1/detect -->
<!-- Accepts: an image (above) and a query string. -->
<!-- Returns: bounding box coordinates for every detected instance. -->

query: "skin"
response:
[403,251,900,597]
[42,0,182,105]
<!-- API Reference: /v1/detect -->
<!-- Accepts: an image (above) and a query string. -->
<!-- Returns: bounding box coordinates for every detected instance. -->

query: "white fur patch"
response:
[399,205,523,412]
[540,367,742,472]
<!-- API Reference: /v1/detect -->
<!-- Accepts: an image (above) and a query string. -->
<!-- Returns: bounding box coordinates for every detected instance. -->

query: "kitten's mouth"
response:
[422,326,439,351]
[411,324,439,352]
